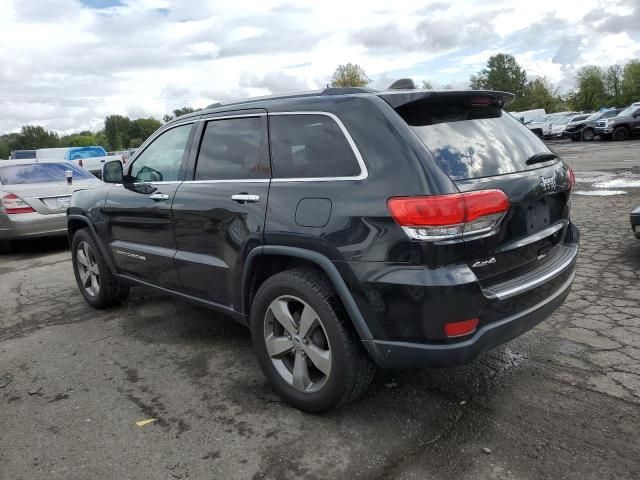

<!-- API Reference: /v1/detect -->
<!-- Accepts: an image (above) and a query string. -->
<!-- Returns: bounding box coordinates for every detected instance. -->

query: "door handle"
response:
[149,193,170,201]
[231,194,260,204]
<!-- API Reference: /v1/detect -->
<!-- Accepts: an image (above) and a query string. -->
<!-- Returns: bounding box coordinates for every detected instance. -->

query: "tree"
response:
[104,115,131,151]
[469,54,527,110]
[330,63,371,88]
[11,126,59,150]
[621,59,640,105]
[129,118,161,144]
[421,80,433,89]
[521,77,564,112]
[0,138,10,159]
[604,64,624,106]
[573,66,607,111]
[173,107,197,118]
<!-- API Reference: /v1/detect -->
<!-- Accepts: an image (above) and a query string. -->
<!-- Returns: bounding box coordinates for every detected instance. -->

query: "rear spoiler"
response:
[377,90,515,109]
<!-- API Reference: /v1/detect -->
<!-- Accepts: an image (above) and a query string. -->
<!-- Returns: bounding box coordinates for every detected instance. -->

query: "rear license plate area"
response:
[526,199,550,234]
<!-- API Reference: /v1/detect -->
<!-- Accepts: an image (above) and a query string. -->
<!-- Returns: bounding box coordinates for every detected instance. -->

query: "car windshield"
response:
[617,107,638,117]
[68,147,107,160]
[554,116,572,125]
[586,113,601,121]
[0,163,93,185]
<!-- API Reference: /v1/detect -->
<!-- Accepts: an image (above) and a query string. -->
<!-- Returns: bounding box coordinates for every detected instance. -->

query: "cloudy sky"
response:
[1,0,638,134]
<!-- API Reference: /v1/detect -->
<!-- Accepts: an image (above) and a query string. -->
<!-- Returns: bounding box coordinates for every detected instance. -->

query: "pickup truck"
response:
[36,146,122,178]
[594,106,640,140]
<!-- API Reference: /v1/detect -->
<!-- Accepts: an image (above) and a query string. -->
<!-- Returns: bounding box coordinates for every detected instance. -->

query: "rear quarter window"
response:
[401,100,554,180]
[269,114,361,179]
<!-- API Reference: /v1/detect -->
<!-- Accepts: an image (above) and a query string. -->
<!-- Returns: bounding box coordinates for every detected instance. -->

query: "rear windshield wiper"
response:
[526,153,558,165]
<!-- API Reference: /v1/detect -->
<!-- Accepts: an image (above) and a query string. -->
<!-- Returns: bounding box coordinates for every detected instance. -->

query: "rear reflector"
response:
[444,318,479,338]
[387,189,510,241]
[567,168,576,190]
[1,193,35,214]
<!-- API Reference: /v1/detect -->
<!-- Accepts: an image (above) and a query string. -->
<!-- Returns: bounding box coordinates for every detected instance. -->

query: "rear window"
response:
[269,114,361,179]
[0,163,93,185]
[67,147,107,160]
[11,150,36,159]
[400,99,554,180]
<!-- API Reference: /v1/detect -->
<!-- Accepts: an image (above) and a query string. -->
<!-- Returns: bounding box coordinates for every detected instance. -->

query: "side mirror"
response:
[102,159,123,183]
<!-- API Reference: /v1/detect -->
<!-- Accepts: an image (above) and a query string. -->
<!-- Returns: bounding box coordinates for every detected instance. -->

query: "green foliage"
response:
[59,134,97,147]
[104,115,131,151]
[521,77,565,113]
[572,66,607,111]
[0,138,10,159]
[11,125,60,150]
[604,64,624,106]
[330,63,371,88]
[129,138,143,148]
[621,59,640,105]
[470,54,527,110]
[421,80,433,89]
[129,118,162,143]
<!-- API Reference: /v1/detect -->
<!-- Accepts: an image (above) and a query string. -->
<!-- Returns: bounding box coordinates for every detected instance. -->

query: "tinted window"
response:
[269,114,360,179]
[67,147,107,160]
[195,117,267,180]
[0,163,93,185]
[129,124,192,182]
[405,106,554,180]
[11,150,36,159]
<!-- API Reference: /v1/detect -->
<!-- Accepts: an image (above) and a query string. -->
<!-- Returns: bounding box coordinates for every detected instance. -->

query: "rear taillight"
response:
[567,168,576,190]
[387,189,510,241]
[1,193,35,214]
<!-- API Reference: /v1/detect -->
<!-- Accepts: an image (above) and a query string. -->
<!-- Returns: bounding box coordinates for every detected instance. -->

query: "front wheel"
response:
[71,228,129,309]
[582,128,595,141]
[250,269,376,412]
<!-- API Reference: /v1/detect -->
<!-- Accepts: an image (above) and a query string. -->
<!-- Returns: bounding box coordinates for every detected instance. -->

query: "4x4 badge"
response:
[472,257,496,268]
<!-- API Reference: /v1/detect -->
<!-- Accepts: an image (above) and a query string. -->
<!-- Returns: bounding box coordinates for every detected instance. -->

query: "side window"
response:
[269,114,361,179]
[194,117,268,180]
[129,124,192,182]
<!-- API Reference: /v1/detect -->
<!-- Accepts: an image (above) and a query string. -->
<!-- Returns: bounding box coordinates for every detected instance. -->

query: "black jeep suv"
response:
[68,87,579,412]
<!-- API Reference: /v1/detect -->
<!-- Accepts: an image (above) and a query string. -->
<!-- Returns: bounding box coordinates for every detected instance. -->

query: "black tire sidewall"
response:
[613,127,628,141]
[250,274,353,412]
[582,128,594,141]
[71,229,110,307]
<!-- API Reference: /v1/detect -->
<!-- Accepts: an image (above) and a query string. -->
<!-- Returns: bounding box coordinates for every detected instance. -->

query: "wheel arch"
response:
[241,246,374,343]
[67,214,117,273]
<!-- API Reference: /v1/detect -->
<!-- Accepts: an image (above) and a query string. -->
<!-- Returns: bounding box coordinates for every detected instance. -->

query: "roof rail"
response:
[321,87,378,95]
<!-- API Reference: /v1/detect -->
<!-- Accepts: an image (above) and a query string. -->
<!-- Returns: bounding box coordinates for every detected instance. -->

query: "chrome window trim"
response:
[268,111,368,183]
[201,113,266,121]
[186,179,270,184]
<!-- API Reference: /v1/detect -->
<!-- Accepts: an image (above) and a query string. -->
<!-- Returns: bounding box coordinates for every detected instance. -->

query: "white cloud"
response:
[0,0,638,134]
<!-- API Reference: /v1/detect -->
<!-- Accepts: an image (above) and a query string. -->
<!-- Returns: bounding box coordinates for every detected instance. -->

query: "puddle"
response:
[574,190,627,196]
[593,178,640,189]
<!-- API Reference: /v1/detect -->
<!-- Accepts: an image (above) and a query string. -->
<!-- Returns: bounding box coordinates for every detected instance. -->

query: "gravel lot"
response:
[1,139,639,480]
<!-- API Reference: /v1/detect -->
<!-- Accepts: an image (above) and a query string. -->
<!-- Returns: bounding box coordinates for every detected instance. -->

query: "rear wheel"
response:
[71,228,129,309]
[250,269,376,412]
[582,128,595,141]
[613,126,629,141]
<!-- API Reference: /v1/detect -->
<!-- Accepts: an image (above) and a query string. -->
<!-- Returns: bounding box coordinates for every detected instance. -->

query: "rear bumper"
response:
[364,271,574,368]
[0,212,67,240]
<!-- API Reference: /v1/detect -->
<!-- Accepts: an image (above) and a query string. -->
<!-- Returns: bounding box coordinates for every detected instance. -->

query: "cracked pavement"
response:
[1,140,639,479]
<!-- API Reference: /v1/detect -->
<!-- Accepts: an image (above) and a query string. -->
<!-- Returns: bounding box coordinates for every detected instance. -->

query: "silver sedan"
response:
[0,160,102,252]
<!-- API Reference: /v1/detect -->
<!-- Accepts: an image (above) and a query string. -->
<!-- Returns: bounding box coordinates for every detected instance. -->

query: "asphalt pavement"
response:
[1,139,639,480]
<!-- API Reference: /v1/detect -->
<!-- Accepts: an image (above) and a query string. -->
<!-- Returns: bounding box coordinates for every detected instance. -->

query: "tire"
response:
[250,269,376,412]
[71,228,129,309]
[0,240,11,254]
[612,126,629,141]
[582,128,595,141]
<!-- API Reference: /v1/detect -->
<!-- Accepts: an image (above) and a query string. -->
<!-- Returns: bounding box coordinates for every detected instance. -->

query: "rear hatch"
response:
[381,91,573,290]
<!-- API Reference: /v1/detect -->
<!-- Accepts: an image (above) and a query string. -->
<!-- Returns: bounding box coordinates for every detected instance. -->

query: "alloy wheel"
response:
[76,241,100,297]
[263,295,332,393]
[582,129,594,141]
